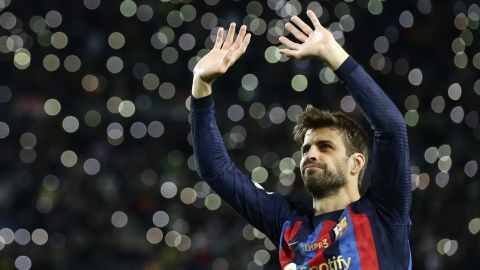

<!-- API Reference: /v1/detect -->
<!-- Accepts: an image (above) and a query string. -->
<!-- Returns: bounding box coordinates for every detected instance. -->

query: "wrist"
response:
[192,76,213,98]
[321,42,349,70]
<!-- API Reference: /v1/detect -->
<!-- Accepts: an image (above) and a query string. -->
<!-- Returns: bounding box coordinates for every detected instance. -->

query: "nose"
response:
[305,145,320,161]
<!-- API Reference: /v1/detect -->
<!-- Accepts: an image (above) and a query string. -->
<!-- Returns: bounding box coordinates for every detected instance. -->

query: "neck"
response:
[312,187,360,216]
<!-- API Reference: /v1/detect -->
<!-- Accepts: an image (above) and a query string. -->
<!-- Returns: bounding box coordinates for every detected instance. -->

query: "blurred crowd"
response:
[0,0,479,269]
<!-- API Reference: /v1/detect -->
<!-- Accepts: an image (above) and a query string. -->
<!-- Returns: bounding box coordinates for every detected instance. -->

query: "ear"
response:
[350,153,365,175]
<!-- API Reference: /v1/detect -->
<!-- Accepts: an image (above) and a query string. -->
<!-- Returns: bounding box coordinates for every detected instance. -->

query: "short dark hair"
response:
[293,105,369,188]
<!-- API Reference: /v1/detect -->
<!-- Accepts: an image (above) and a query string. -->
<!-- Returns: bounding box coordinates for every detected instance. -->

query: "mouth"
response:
[302,163,324,173]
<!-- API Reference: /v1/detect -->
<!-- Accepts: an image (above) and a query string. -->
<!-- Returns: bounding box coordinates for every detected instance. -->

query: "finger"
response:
[278,48,298,59]
[285,22,308,42]
[229,33,252,58]
[222,22,236,49]
[233,25,247,48]
[226,33,251,67]
[291,16,313,35]
[240,33,251,53]
[306,10,323,30]
[213,28,224,49]
[228,25,247,54]
[278,36,301,49]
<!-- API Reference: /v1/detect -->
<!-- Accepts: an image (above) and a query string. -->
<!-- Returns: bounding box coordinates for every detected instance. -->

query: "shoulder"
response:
[286,197,314,217]
[351,197,411,228]
[274,196,314,224]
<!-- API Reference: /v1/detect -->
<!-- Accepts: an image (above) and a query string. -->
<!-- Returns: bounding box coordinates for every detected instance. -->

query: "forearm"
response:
[190,96,229,179]
[335,57,406,132]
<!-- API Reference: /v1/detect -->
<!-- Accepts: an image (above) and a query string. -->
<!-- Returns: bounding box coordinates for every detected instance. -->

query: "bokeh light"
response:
[14,49,31,69]
[60,150,78,167]
[120,0,137,17]
[82,74,99,92]
[291,74,308,92]
[14,229,30,246]
[160,181,178,199]
[62,116,79,133]
[1,1,479,269]
[152,211,169,228]
[111,211,128,228]
[31,229,48,246]
[15,256,32,270]
[106,56,124,73]
[64,55,81,72]
[146,228,163,244]
[469,218,480,235]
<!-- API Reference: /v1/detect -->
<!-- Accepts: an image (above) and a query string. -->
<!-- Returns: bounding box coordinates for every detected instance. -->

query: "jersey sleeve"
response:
[334,57,411,224]
[190,94,291,244]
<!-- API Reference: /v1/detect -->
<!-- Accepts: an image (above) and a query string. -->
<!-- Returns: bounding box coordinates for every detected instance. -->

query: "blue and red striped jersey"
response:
[190,57,412,269]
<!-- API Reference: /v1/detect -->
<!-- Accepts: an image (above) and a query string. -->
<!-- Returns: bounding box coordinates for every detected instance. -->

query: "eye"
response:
[319,143,332,150]
[301,145,310,154]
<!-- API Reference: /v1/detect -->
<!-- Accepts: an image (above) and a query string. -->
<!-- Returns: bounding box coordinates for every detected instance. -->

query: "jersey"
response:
[190,57,412,270]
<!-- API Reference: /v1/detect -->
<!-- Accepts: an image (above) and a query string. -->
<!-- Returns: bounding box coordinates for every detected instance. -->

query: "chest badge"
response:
[333,217,348,239]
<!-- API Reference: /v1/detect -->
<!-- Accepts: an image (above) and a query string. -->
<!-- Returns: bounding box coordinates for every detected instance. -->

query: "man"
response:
[190,10,411,270]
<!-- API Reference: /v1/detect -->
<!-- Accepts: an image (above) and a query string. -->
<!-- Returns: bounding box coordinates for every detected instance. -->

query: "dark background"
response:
[0,0,479,269]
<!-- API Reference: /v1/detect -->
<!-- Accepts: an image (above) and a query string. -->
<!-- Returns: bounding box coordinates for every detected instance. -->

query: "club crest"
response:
[333,217,348,239]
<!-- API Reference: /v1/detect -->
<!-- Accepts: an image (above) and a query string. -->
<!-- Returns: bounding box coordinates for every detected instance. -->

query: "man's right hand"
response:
[192,23,251,98]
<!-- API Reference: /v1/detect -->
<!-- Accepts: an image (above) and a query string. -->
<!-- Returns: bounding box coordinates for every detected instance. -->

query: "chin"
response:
[303,174,347,199]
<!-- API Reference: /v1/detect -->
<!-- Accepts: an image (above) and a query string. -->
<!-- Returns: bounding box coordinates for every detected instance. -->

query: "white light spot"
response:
[83,158,101,175]
[340,95,356,112]
[160,182,177,199]
[62,116,80,133]
[130,122,147,139]
[269,107,286,124]
[45,10,62,28]
[14,255,32,270]
[111,211,128,228]
[31,229,48,245]
[14,229,30,246]
[60,150,78,167]
[468,218,480,234]
[107,122,124,139]
[148,121,164,138]
[399,10,414,28]
[408,68,423,85]
[450,106,464,123]
[464,160,478,177]
[0,122,9,139]
[242,74,258,91]
[152,211,169,227]
[227,104,244,122]
[146,227,163,244]
[448,83,462,100]
[0,228,14,244]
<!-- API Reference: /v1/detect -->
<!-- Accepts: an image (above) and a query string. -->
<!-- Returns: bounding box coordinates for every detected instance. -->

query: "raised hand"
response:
[192,23,251,98]
[278,10,348,70]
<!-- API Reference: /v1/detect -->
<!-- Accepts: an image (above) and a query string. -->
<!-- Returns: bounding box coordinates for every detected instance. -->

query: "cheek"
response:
[336,157,350,171]
[326,158,341,170]
[300,157,306,168]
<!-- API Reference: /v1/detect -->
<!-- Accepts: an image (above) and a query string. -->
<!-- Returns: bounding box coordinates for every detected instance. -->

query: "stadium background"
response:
[0,0,479,269]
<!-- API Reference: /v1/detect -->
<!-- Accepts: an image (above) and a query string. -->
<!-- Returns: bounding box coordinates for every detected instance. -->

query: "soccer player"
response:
[190,10,411,270]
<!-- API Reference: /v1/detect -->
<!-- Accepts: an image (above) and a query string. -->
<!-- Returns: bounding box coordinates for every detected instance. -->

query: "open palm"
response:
[279,10,338,61]
[194,23,251,84]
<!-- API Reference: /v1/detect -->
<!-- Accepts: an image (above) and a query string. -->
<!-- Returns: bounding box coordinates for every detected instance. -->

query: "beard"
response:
[301,159,348,199]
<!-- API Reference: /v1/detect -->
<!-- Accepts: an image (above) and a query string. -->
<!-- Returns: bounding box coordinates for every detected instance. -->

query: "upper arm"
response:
[213,161,292,244]
[368,122,411,224]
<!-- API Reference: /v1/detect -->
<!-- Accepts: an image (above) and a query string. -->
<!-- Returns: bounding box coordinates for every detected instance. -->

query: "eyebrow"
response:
[301,140,336,151]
